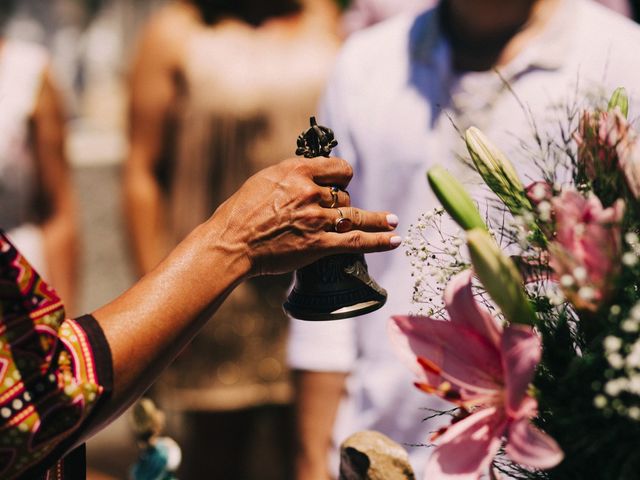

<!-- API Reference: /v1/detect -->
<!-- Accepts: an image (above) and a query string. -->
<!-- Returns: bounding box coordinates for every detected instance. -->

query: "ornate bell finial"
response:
[284,117,387,321]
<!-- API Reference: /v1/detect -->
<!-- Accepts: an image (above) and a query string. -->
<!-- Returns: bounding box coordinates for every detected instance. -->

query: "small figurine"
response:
[296,116,338,158]
[129,398,182,480]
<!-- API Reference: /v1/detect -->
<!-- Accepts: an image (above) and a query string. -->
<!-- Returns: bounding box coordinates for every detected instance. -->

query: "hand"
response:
[209,156,400,276]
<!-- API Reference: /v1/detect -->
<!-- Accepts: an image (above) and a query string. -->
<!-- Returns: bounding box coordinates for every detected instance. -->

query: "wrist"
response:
[196,216,252,283]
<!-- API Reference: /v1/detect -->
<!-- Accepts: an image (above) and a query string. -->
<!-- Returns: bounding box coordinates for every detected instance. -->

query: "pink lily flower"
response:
[549,189,624,311]
[616,134,640,199]
[574,109,630,179]
[574,108,640,199]
[390,271,563,479]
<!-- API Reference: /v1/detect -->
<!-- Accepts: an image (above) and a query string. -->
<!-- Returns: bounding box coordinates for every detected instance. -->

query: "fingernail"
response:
[390,236,402,248]
[387,214,399,228]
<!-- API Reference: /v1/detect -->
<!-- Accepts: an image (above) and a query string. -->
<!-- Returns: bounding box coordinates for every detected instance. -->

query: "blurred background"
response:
[1,0,639,478]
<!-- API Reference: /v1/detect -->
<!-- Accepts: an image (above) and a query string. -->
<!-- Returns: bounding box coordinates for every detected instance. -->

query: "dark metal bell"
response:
[284,253,387,321]
[284,117,388,321]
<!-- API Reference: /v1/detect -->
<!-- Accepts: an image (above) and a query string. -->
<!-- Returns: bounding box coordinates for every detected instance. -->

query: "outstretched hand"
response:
[209,156,401,276]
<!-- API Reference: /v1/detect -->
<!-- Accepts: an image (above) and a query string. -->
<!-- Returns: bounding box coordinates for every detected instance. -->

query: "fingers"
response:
[324,231,403,254]
[330,207,398,233]
[306,157,353,189]
[318,186,351,208]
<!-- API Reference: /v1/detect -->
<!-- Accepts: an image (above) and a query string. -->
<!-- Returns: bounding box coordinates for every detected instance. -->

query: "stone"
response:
[339,430,415,480]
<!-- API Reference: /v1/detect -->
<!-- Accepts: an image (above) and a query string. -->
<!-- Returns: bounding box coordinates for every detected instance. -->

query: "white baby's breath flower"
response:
[630,304,640,320]
[537,201,552,222]
[573,267,587,282]
[560,275,575,288]
[594,394,608,409]
[605,378,627,395]
[627,406,640,421]
[629,375,640,394]
[625,232,639,245]
[623,252,639,267]
[608,353,625,370]
[621,319,639,333]
[611,305,622,315]
[604,336,623,353]
[626,352,640,370]
[578,286,595,301]
[546,287,565,306]
[531,183,548,201]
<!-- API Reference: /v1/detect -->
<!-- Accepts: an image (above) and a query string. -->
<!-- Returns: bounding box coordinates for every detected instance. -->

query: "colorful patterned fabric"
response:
[0,231,112,479]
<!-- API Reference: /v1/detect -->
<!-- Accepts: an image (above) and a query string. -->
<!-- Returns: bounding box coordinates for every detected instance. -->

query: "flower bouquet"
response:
[390,88,640,479]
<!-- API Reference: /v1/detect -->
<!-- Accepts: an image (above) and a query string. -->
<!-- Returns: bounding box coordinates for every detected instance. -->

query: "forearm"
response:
[294,370,348,480]
[124,161,170,276]
[89,217,250,429]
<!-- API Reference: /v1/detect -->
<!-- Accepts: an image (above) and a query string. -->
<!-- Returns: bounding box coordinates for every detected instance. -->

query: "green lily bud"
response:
[427,166,487,231]
[608,87,629,118]
[465,127,531,214]
[467,229,537,326]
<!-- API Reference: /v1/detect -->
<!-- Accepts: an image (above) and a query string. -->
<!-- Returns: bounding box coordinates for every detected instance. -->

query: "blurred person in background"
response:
[342,0,438,35]
[0,1,79,313]
[341,0,632,37]
[123,0,340,478]
[288,0,640,478]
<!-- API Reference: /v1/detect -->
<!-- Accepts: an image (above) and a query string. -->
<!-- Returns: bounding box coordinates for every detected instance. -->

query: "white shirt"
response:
[288,0,640,475]
[342,0,438,35]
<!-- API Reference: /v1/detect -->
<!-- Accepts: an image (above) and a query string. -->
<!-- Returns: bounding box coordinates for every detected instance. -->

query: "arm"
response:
[294,371,347,480]
[123,7,191,276]
[3,155,400,479]
[91,155,400,433]
[32,67,79,314]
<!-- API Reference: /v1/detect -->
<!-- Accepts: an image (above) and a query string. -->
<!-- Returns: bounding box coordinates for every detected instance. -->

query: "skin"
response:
[0,37,79,313]
[292,1,563,479]
[83,155,399,439]
[34,67,80,315]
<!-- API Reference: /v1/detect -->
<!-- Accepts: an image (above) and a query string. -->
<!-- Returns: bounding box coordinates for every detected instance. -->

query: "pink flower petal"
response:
[444,270,502,349]
[388,318,443,384]
[392,315,503,395]
[505,418,564,469]
[426,407,506,480]
[501,325,541,416]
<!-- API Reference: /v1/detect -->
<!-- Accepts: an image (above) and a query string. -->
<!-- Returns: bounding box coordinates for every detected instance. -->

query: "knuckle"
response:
[343,190,351,207]
[300,183,320,203]
[349,208,363,226]
[347,232,364,250]
[292,161,310,178]
[302,206,327,230]
[341,161,354,183]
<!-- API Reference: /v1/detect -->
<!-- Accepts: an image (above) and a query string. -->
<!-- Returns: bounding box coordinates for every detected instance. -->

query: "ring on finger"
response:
[329,186,340,208]
[334,208,353,233]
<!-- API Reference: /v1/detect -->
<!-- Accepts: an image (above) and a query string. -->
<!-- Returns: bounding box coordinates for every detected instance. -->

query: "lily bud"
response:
[608,87,629,119]
[467,229,537,326]
[427,166,487,231]
[465,127,531,214]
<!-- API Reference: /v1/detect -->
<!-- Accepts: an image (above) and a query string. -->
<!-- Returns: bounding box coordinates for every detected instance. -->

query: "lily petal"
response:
[392,316,503,395]
[501,325,541,416]
[388,318,444,384]
[505,418,564,469]
[426,406,505,480]
[444,270,502,349]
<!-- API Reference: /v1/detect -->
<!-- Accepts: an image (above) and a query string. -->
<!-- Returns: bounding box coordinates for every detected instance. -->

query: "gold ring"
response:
[329,186,340,208]
[334,208,353,233]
